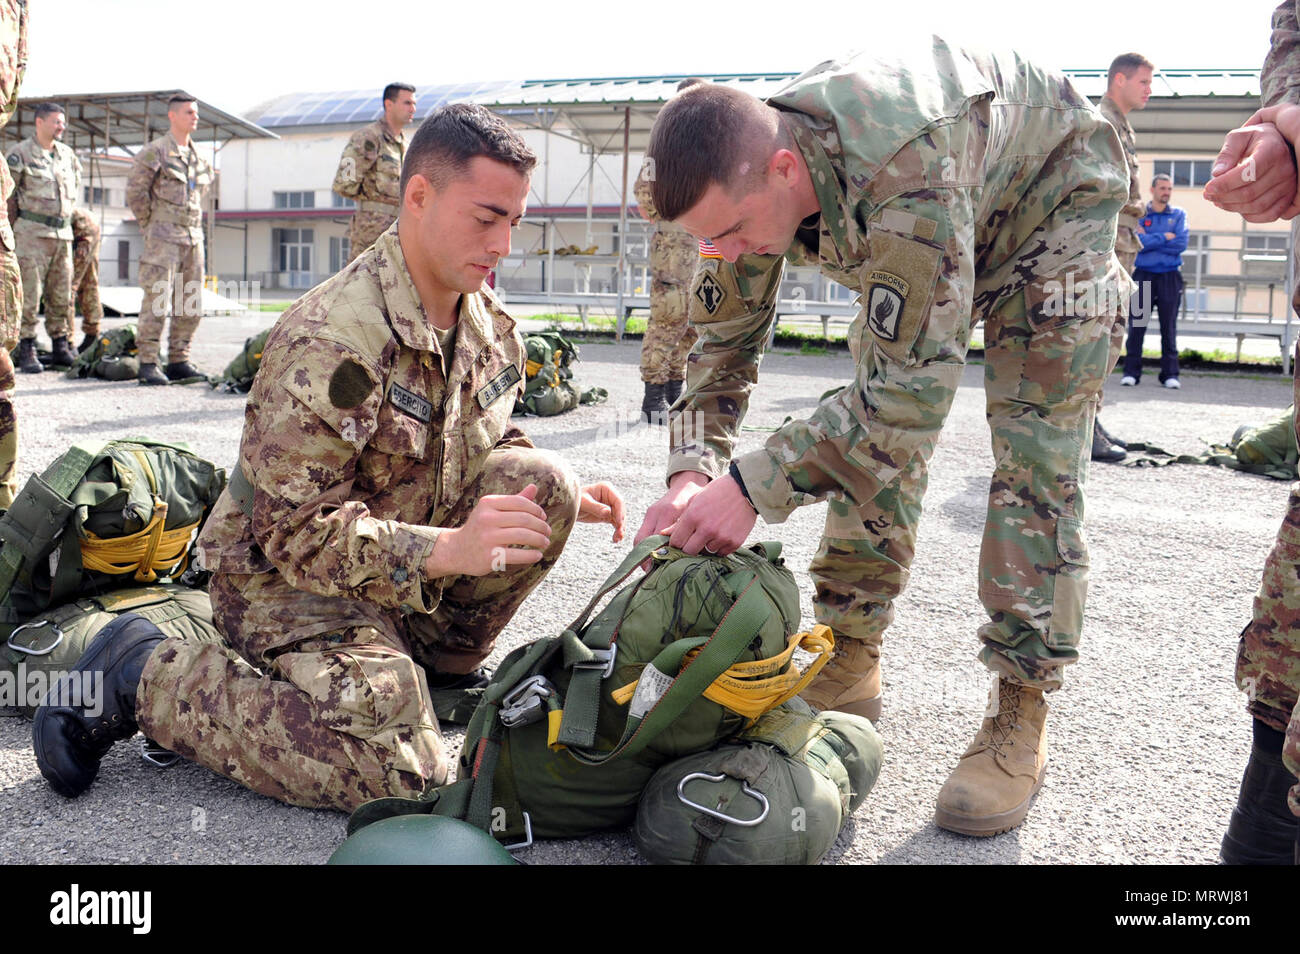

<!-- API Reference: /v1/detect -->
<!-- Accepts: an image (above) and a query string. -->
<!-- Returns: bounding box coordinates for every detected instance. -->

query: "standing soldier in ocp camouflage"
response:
[0,0,26,510]
[1202,0,1300,865]
[1092,52,1154,463]
[126,93,213,386]
[8,101,80,373]
[637,78,703,425]
[333,83,416,266]
[636,41,1131,837]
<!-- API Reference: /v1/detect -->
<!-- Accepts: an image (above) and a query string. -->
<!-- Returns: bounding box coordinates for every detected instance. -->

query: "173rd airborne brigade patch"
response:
[859,226,943,364]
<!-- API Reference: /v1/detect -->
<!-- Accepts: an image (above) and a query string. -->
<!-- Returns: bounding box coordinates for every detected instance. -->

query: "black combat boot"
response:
[664,379,684,409]
[164,360,202,381]
[1220,719,1300,864]
[16,338,41,374]
[1090,419,1126,462]
[77,332,98,354]
[33,613,167,798]
[137,362,168,386]
[426,668,493,726]
[641,382,669,426]
[1094,416,1128,450]
[48,335,77,368]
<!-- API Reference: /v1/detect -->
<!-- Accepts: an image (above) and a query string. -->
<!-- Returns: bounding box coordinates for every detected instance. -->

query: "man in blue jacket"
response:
[1122,173,1188,388]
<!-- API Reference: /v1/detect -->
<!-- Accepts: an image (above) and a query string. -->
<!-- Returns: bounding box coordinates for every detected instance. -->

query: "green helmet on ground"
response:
[328,815,518,865]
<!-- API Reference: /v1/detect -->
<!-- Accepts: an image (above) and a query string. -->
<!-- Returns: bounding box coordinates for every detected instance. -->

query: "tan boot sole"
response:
[933,764,1047,838]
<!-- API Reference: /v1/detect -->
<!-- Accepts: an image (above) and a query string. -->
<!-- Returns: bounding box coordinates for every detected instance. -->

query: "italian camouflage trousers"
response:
[345,210,396,266]
[811,198,1127,693]
[136,447,581,812]
[0,241,18,509]
[1234,247,1300,817]
[17,235,71,340]
[137,233,204,365]
[640,279,697,384]
[71,213,102,334]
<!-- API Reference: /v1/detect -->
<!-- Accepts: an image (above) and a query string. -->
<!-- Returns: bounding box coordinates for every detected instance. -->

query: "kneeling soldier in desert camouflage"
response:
[35,104,624,812]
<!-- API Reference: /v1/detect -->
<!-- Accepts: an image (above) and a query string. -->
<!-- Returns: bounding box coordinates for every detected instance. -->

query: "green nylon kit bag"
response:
[347,534,835,844]
[634,699,883,865]
[0,439,226,621]
[0,584,219,717]
[514,330,607,416]
[65,325,139,381]
[210,327,272,394]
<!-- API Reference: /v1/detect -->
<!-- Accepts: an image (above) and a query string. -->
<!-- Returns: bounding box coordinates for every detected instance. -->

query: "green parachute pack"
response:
[65,325,139,381]
[0,438,226,624]
[210,327,273,394]
[635,699,883,864]
[346,534,837,845]
[1,584,219,717]
[514,330,607,416]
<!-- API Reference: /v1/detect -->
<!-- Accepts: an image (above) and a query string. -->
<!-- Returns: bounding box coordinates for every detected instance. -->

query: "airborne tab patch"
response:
[476,364,522,409]
[865,270,909,342]
[389,383,432,423]
[694,273,727,315]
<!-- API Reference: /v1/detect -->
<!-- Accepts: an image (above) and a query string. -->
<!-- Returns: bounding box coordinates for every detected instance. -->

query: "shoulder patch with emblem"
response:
[865,270,908,342]
[328,359,374,409]
[694,273,727,315]
[476,364,522,409]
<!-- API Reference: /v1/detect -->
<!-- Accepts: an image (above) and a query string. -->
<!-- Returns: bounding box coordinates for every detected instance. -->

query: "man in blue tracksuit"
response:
[1122,173,1188,388]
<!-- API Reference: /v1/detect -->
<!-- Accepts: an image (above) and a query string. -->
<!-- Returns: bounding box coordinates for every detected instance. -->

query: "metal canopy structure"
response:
[5,89,277,153]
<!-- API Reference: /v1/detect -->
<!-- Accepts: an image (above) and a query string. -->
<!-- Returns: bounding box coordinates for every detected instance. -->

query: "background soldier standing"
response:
[7,101,79,372]
[1204,0,1300,865]
[1092,52,1154,463]
[332,83,415,266]
[637,78,702,425]
[68,207,102,351]
[126,94,213,386]
[0,0,26,509]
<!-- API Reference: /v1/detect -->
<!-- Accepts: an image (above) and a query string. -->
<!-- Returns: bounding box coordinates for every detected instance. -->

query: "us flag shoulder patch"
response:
[699,239,723,259]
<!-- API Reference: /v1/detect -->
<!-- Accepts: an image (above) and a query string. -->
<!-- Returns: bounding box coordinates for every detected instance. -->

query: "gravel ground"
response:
[0,311,1291,865]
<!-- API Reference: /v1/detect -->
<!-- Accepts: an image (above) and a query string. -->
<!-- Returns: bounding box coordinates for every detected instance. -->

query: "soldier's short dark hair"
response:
[1107,53,1154,85]
[383,83,416,104]
[645,83,779,221]
[677,77,705,93]
[400,103,536,197]
[167,94,197,110]
[33,102,64,120]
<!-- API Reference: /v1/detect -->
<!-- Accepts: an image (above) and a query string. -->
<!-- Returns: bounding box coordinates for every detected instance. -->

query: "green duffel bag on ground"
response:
[634,698,883,865]
[65,325,139,381]
[1231,404,1297,476]
[514,330,607,416]
[0,583,219,717]
[346,534,834,844]
[0,439,226,621]
[209,327,273,393]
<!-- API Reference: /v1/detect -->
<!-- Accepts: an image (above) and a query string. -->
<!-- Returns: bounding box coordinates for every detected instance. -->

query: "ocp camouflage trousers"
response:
[0,244,20,509]
[640,280,697,384]
[17,235,71,340]
[136,447,580,812]
[137,235,203,365]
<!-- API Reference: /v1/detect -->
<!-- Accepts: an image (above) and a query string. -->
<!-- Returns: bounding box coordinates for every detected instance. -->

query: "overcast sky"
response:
[25,0,1281,115]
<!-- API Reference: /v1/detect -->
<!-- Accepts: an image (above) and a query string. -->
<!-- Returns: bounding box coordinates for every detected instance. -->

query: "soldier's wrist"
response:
[728,461,758,514]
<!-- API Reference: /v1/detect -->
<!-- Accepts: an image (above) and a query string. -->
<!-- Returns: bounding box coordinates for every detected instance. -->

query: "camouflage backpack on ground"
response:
[210,327,273,394]
[0,439,226,623]
[65,325,138,381]
[0,584,219,717]
[346,534,834,844]
[514,330,607,416]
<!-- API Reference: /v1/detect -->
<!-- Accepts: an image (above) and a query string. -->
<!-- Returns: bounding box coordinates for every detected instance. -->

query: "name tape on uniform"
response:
[389,383,433,423]
[476,365,522,409]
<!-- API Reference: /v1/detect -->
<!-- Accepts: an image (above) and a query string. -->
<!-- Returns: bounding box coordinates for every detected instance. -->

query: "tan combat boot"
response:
[934,677,1047,836]
[798,637,882,723]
